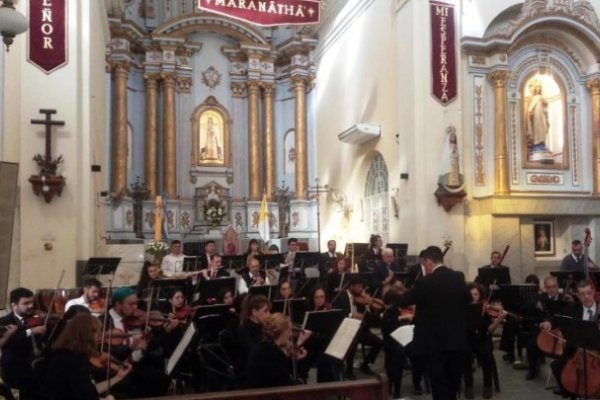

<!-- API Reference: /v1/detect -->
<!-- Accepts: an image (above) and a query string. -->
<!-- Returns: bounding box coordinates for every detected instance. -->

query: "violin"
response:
[399,305,415,321]
[482,303,520,319]
[89,299,106,314]
[23,311,60,329]
[89,352,127,377]
[122,310,170,329]
[353,292,385,312]
[99,328,134,347]
[172,305,200,322]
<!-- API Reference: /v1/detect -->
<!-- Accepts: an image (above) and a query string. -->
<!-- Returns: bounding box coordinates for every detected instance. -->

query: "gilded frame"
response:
[191,96,231,167]
[534,220,555,256]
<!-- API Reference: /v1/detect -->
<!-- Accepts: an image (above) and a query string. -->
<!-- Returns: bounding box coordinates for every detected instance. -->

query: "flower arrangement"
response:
[205,203,225,226]
[145,240,169,257]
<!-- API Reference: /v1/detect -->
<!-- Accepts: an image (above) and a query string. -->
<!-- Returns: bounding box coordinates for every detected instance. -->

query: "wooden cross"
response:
[31,109,65,160]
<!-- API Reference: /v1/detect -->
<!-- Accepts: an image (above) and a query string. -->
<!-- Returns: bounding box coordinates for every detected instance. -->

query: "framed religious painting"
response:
[521,73,569,170]
[191,96,231,167]
[534,220,554,256]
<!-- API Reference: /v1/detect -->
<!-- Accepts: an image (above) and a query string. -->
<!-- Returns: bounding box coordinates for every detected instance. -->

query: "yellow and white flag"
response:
[258,193,270,243]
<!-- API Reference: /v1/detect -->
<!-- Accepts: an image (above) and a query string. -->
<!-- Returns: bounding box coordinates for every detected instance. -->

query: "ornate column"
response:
[248,80,261,201]
[488,70,510,195]
[263,84,276,201]
[588,78,600,196]
[110,61,130,198]
[293,77,309,199]
[144,73,159,197]
[162,73,177,199]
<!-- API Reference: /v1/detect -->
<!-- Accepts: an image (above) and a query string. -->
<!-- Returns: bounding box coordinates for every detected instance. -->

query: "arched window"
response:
[364,153,389,241]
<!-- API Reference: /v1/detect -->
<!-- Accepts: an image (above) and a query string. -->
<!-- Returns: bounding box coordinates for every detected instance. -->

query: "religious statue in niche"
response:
[192,97,230,167]
[434,126,466,212]
[199,112,224,163]
[522,74,566,167]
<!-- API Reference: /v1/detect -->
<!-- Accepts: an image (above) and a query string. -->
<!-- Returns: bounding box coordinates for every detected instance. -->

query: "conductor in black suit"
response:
[0,288,46,400]
[391,246,470,400]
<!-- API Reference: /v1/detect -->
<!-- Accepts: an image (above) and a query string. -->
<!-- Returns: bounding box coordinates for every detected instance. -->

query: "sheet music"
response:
[391,325,414,347]
[166,322,196,376]
[325,317,361,360]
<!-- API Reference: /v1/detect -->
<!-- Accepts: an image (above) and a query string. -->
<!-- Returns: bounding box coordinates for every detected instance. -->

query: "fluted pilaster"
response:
[110,61,130,197]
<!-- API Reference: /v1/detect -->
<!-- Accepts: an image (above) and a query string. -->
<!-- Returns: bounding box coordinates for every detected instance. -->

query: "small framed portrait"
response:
[534,220,554,256]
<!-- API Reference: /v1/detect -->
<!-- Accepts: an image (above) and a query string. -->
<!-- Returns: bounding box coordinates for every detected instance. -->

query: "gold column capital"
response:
[160,72,177,84]
[108,60,131,74]
[177,76,192,93]
[143,72,160,82]
[232,82,246,98]
[247,80,261,93]
[262,83,275,96]
[487,70,509,88]
[587,78,600,95]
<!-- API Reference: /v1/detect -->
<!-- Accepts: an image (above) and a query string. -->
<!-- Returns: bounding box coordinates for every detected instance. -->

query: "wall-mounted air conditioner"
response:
[337,123,381,145]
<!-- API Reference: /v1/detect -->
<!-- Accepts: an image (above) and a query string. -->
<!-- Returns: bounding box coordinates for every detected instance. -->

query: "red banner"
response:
[28,0,67,74]
[430,1,456,105]
[198,0,320,26]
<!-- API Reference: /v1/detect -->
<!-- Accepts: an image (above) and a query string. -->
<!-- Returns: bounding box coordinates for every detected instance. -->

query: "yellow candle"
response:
[154,195,162,241]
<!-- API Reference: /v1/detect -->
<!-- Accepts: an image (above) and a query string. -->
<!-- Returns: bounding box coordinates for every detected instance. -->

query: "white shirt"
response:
[347,290,357,317]
[238,272,271,294]
[161,253,185,277]
[583,303,597,321]
[65,295,88,311]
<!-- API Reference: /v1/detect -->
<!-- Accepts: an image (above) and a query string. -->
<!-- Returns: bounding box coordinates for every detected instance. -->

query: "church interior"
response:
[1,0,600,399]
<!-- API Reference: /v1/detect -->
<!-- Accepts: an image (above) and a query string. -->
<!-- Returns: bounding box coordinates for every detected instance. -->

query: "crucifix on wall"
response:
[28,109,66,203]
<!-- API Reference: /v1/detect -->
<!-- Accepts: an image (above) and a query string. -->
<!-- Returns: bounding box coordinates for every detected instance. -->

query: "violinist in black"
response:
[0,287,46,400]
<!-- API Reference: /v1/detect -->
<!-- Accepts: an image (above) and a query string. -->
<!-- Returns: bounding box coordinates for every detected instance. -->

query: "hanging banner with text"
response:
[198,0,320,26]
[28,0,68,74]
[430,1,456,105]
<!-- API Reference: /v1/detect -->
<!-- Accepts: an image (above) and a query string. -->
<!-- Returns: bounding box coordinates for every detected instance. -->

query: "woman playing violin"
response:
[245,312,307,388]
[326,257,349,301]
[310,287,331,311]
[43,313,132,400]
[136,261,161,296]
[464,283,506,399]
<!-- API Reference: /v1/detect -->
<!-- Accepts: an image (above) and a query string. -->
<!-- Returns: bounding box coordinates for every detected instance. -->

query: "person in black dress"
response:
[43,313,132,400]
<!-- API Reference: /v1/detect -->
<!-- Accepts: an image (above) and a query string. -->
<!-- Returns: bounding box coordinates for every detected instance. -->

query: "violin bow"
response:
[44,269,66,327]
[102,278,114,390]
[499,244,510,264]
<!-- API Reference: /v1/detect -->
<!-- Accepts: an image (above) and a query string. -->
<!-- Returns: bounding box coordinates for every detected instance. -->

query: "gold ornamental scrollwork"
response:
[587,78,600,96]
[177,76,192,93]
[231,82,246,98]
[487,70,509,89]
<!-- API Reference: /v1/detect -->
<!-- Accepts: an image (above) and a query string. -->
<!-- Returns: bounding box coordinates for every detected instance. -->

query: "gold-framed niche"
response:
[521,71,569,170]
[191,96,231,167]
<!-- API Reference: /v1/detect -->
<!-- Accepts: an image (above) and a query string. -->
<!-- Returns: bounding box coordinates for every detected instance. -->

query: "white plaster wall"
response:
[3,0,109,289]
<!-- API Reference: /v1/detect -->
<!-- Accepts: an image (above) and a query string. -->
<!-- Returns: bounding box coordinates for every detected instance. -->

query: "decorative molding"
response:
[526,173,564,185]
[510,101,519,185]
[473,77,486,186]
[570,104,580,185]
[201,66,222,89]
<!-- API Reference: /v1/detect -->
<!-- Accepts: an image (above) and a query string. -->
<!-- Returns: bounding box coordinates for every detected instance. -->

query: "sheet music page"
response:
[166,323,196,375]
[391,325,414,347]
[325,317,362,360]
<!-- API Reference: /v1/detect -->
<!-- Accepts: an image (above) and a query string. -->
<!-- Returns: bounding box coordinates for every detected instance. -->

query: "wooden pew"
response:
[140,375,388,400]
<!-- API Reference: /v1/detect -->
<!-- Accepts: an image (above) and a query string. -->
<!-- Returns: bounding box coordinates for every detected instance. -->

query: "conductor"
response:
[390,245,470,400]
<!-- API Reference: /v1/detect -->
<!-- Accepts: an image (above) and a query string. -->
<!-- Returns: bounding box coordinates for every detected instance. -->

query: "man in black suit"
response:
[332,275,382,380]
[476,251,512,284]
[406,249,427,289]
[371,248,402,295]
[391,246,470,400]
[318,239,343,281]
[0,287,46,400]
[540,279,599,397]
[560,240,597,273]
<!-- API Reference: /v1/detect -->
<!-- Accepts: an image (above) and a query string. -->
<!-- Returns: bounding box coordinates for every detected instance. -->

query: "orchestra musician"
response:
[101,287,172,398]
[476,251,512,284]
[161,239,186,277]
[200,254,230,280]
[318,240,343,281]
[65,277,103,316]
[245,312,307,388]
[310,287,331,311]
[332,275,382,380]
[277,281,294,300]
[326,257,350,301]
[525,276,573,380]
[406,249,427,289]
[201,240,218,268]
[136,261,161,295]
[560,239,598,272]
[540,279,599,398]
[243,239,262,269]
[0,287,47,400]
[238,257,270,294]
[372,248,403,296]
[42,313,132,400]
[464,283,506,399]
[390,246,470,400]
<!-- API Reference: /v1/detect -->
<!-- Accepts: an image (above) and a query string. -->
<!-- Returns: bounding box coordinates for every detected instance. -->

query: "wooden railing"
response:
[140,375,388,400]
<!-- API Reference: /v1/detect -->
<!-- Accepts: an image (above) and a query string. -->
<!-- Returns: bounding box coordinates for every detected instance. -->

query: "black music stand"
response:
[386,243,408,257]
[294,252,321,269]
[302,309,346,346]
[151,278,191,304]
[543,299,570,316]
[550,271,586,293]
[498,284,538,313]
[256,253,285,270]
[182,256,200,273]
[193,305,233,343]
[196,277,236,305]
[248,284,277,302]
[183,242,205,256]
[555,315,600,400]
[221,255,246,271]
[271,298,307,324]
[477,267,511,287]
[82,257,121,277]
